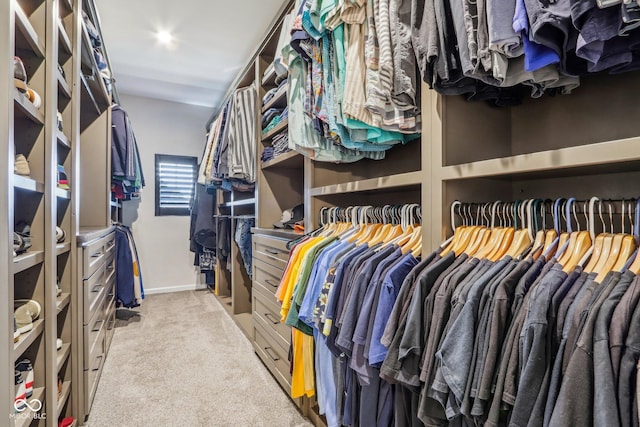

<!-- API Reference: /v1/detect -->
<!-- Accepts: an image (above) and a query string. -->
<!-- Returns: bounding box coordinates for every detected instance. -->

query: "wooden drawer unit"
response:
[254,257,284,294]
[253,321,292,392]
[253,285,290,350]
[253,234,289,271]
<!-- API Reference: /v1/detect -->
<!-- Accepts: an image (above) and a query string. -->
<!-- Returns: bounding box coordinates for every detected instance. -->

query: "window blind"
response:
[155,154,197,216]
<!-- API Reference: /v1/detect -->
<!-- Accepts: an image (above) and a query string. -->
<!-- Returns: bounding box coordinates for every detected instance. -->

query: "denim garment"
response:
[234,218,254,278]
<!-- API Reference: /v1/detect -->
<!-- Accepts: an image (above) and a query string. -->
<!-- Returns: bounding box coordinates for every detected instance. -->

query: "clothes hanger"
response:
[627,199,640,274]
[562,200,592,273]
[595,200,628,282]
[584,198,606,272]
[464,203,490,256]
[591,201,616,276]
[612,200,637,272]
[506,199,534,258]
[543,198,564,258]
[488,202,515,261]
[475,201,503,259]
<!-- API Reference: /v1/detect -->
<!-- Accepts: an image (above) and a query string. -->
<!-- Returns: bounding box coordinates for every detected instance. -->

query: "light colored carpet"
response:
[85,290,312,427]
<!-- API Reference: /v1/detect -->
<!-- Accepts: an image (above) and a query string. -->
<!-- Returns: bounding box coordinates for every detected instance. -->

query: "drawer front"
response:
[253,235,289,270]
[253,286,290,349]
[104,300,116,352]
[84,262,106,323]
[253,321,291,391]
[83,238,106,280]
[254,258,283,296]
[104,233,116,257]
[84,341,104,413]
[84,305,106,362]
[104,265,116,308]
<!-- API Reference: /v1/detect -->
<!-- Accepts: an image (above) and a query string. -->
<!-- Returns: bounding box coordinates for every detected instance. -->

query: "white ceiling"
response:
[94,0,287,108]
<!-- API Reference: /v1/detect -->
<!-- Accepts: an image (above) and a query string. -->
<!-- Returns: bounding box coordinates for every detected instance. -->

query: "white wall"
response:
[119,94,211,294]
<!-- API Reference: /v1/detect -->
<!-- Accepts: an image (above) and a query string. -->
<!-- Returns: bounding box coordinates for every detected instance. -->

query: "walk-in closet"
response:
[3,0,640,425]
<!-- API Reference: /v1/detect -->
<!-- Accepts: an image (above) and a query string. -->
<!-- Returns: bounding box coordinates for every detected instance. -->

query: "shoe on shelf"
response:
[57,376,62,398]
[57,338,63,350]
[14,299,41,334]
[26,87,41,108]
[57,165,69,190]
[14,56,27,93]
[13,221,32,255]
[15,359,34,398]
[56,226,65,243]
[57,111,64,131]
[14,371,26,412]
[14,154,30,176]
[59,417,74,427]
[56,278,62,297]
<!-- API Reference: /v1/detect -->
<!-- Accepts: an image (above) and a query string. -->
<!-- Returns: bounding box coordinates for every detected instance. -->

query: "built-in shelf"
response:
[58,71,72,99]
[262,119,288,142]
[56,187,71,199]
[56,293,71,314]
[261,151,302,170]
[56,242,71,255]
[15,387,45,427]
[110,200,121,208]
[14,319,44,361]
[15,5,45,58]
[261,67,277,86]
[14,174,45,193]
[221,198,256,208]
[309,171,423,197]
[57,381,72,414]
[440,137,640,181]
[14,90,45,125]
[57,131,71,149]
[57,343,71,373]
[80,74,100,130]
[261,84,287,113]
[80,23,110,110]
[58,21,72,57]
[13,251,45,274]
[60,0,73,16]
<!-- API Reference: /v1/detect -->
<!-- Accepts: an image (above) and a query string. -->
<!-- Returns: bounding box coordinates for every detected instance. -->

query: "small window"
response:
[155,154,197,216]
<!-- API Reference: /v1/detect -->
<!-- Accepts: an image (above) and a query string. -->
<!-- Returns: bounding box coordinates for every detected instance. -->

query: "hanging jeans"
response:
[235,217,255,278]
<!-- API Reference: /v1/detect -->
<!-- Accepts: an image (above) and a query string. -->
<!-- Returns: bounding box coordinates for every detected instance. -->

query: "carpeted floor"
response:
[85,290,312,427]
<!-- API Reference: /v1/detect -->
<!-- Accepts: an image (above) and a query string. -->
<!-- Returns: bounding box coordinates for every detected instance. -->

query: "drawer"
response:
[84,304,106,361]
[253,321,291,391]
[83,262,106,323]
[254,258,283,295]
[104,264,116,306]
[104,233,116,257]
[84,340,104,413]
[104,300,116,352]
[253,286,290,349]
[253,235,289,270]
[83,237,106,280]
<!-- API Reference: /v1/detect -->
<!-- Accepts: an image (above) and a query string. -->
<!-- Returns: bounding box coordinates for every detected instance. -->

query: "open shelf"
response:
[261,66,277,87]
[15,387,45,427]
[80,74,101,130]
[58,21,72,59]
[14,90,45,125]
[57,343,71,373]
[57,381,72,414]
[439,137,640,181]
[56,242,71,256]
[13,251,45,274]
[80,23,110,110]
[60,0,73,16]
[15,5,45,58]
[58,71,72,100]
[14,174,45,193]
[309,171,422,196]
[261,151,302,170]
[262,119,288,142]
[56,187,71,199]
[262,84,287,112]
[109,200,121,208]
[222,198,256,208]
[56,293,71,314]
[14,319,44,361]
[57,131,71,149]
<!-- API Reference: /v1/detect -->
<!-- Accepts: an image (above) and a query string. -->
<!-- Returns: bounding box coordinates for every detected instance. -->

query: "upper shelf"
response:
[80,22,111,110]
[261,151,302,170]
[58,21,73,63]
[262,84,287,113]
[439,137,640,181]
[59,0,73,17]
[57,130,71,149]
[14,175,45,193]
[13,251,45,274]
[14,90,45,125]
[262,119,288,142]
[15,5,45,58]
[309,171,423,196]
[261,66,277,87]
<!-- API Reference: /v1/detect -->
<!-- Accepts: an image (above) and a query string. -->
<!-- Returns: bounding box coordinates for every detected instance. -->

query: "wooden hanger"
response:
[591,201,616,276]
[612,201,638,272]
[475,202,504,259]
[506,200,533,258]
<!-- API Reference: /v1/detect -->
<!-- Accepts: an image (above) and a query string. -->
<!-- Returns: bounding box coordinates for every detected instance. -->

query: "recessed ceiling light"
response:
[156,30,173,45]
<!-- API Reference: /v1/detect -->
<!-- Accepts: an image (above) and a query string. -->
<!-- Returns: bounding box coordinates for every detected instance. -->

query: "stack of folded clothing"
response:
[262,107,283,131]
[272,132,290,158]
[262,78,288,106]
[262,106,289,135]
[261,146,275,163]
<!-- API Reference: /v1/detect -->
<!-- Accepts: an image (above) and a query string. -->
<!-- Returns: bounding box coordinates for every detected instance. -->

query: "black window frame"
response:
[154,154,198,216]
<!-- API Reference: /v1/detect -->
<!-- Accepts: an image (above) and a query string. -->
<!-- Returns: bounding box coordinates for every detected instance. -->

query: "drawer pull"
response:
[265,248,280,255]
[92,355,103,371]
[90,252,103,259]
[91,284,103,293]
[264,312,280,324]
[264,279,279,288]
[264,346,280,361]
[91,320,104,333]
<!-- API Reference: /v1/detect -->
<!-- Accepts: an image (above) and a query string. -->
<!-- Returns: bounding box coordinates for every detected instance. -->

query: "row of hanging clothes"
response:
[276,198,640,427]
[114,224,144,308]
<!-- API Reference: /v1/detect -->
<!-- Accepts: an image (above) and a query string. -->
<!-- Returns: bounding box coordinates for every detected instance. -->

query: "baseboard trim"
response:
[144,283,208,295]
